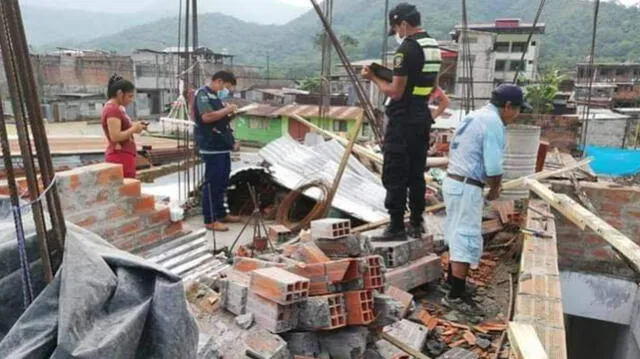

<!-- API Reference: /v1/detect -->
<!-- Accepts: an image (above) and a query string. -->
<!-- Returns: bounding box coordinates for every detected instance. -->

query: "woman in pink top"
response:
[101,74,146,178]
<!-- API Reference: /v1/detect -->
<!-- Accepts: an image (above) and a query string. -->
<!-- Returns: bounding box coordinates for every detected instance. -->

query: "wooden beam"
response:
[526,179,640,272]
[508,322,549,359]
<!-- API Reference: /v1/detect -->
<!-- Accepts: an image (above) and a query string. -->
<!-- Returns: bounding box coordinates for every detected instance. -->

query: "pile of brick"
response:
[441,252,498,288]
[0,163,184,253]
[217,218,443,359]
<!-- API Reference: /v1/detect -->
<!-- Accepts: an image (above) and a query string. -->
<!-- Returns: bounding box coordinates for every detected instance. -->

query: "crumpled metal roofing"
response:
[259,136,387,223]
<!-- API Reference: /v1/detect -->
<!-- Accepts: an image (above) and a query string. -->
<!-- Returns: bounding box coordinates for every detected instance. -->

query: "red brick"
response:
[133,195,155,213]
[558,246,585,258]
[148,207,170,225]
[362,256,385,291]
[107,206,128,219]
[249,267,310,305]
[75,215,97,228]
[344,290,374,325]
[603,190,634,203]
[590,247,618,261]
[88,188,111,205]
[112,237,136,251]
[325,259,353,282]
[96,164,124,185]
[116,218,143,236]
[163,222,183,237]
[68,174,81,191]
[599,203,621,217]
[605,218,625,231]
[234,257,285,272]
[582,234,602,246]
[138,230,163,246]
[119,178,142,197]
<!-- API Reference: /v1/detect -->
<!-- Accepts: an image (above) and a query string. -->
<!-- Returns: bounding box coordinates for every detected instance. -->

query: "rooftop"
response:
[454,18,546,34]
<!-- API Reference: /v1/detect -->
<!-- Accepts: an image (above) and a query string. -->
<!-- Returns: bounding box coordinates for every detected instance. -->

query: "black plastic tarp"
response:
[0,207,199,359]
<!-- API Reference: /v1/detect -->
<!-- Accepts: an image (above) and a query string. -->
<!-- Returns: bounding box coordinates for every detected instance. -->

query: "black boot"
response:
[372,216,406,242]
[407,217,425,238]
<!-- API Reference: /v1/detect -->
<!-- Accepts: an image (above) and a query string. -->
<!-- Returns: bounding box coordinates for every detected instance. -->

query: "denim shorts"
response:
[442,177,484,267]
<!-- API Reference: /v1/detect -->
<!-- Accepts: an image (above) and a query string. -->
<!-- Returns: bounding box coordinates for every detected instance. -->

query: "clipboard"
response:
[370,62,393,83]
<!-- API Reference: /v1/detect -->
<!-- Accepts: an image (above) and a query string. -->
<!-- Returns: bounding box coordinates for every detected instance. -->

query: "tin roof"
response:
[258,136,386,223]
[274,104,364,121]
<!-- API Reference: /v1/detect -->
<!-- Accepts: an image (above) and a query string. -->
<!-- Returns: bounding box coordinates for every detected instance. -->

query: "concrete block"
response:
[246,292,299,333]
[281,332,320,357]
[298,294,347,330]
[372,292,404,328]
[235,313,255,330]
[245,328,288,359]
[315,235,364,258]
[437,347,479,359]
[384,319,428,352]
[317,326,369,359]
[344,290,375,325]
[311,218,351,239]
[385,254,441,292]
[284,243,331,264]
[220,270,250,315]
[119,178,142,197]
[250,267,310,305]
[385,286,413,317]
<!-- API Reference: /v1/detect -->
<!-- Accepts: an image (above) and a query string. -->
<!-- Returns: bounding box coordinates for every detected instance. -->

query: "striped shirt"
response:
[447,104,506,182]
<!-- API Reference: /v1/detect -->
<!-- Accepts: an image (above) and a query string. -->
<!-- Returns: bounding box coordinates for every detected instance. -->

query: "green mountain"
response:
[60,0,640,78]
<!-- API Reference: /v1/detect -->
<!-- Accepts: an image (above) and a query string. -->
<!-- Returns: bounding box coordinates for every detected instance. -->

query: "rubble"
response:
[245,329,289,359]
[281,332,321,357]
[384,319,429,352]
[235,313,255,330]
[316,326,370,359]
[372,292,405,328]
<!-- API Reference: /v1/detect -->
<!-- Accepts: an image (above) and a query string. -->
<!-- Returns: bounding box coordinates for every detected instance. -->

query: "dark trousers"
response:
[382,110,431,227]
[202,152,231,224]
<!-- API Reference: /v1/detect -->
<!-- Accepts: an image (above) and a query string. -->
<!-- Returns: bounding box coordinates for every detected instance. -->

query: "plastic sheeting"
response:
[0,208,198,359]
[584,146,640,177]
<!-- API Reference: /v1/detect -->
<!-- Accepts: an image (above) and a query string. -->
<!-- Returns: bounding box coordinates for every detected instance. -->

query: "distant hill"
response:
[45,0,640,78]
[21,0,307,46]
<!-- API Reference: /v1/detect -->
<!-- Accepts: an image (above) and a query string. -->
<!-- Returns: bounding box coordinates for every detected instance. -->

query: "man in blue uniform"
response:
[193,71,241,232]
[362,3,442,240]
[442,84,530,312]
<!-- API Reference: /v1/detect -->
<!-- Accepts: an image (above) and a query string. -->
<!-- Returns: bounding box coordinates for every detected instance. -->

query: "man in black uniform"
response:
[362,3,442,240]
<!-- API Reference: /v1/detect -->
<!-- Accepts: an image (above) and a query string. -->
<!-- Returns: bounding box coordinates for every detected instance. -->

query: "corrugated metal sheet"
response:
[273,104,364,121]
[259,137,387,223]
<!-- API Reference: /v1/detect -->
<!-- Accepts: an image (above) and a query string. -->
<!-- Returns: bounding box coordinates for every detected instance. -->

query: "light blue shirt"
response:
[447,104,506,182]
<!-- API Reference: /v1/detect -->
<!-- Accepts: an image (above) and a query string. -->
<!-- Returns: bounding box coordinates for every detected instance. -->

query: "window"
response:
[494,42,510,52]
[248,118,269,129]
[511,42,528,53]
[531,41,537,46]
[88,103,97,111]
[362,122,371,137]
[509,61,525,72]
[495,60,507,71]
[333,120,348,132]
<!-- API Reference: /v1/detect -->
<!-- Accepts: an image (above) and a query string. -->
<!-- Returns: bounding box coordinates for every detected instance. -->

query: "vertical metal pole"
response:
[582,0,600,153]
[0,1,54,282]
[6,0,66,250]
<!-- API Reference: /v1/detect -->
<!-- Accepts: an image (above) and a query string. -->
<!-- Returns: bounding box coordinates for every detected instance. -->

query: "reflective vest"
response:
[412,33,442,96]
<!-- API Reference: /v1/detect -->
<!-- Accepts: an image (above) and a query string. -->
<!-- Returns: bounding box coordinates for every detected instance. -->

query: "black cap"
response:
[388,3,420,36]
[491,84,532,110]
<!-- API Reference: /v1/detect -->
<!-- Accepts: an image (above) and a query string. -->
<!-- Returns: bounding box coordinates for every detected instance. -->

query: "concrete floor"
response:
[184,214,277,251]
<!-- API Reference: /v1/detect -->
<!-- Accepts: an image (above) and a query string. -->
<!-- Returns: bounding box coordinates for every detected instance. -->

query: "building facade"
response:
[575,63,640,108]
[452,18,545,108]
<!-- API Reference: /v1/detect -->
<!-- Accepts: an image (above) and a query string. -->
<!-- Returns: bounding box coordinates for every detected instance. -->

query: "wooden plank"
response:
[524,179,587,230]
[526,180,640,272]
[508,322,549,359]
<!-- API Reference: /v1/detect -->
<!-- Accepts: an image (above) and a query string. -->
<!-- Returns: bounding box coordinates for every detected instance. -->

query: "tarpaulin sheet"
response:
[0,206,198,359]
[584,145,640,177]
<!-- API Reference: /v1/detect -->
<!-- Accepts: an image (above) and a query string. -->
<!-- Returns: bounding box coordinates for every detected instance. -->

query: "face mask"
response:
[217,88,230,100]
[395,32,405,45]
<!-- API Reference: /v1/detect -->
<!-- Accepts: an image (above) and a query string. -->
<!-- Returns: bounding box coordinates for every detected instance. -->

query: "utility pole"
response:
[266,53,271,87]
[183,0,190,99]
[192,0,199,86]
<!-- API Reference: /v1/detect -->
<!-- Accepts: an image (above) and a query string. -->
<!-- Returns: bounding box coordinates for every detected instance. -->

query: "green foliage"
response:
[299,77,322,93]
[525,68,566,114]
[63,0,640,80]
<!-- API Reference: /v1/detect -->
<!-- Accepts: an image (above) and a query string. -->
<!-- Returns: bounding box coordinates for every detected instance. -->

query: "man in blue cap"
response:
[361,2,442,240]
[441,84,530,312]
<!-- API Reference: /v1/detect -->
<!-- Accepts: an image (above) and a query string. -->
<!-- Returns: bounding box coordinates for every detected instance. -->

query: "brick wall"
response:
[585,118,628,148]
[550,181,640,277]
[0,163,184,253]
[517,114,582,153]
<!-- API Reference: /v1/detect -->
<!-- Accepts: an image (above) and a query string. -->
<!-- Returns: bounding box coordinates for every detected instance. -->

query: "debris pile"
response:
[212,218,446,358]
